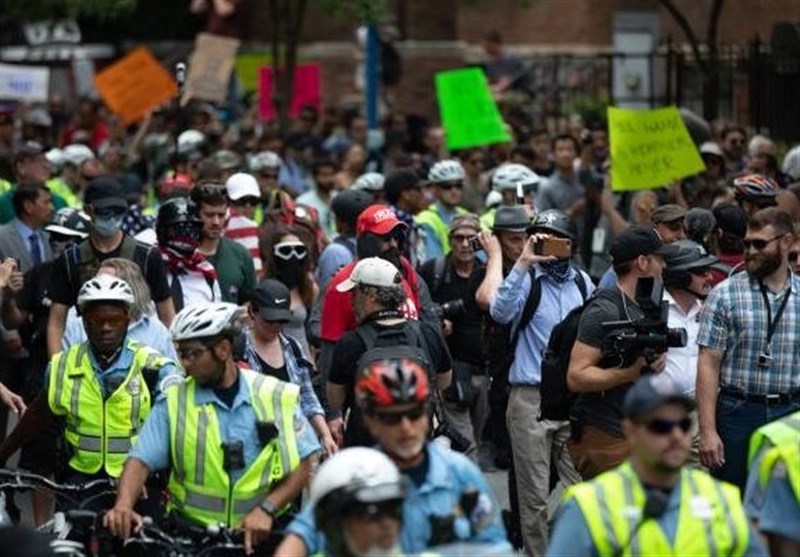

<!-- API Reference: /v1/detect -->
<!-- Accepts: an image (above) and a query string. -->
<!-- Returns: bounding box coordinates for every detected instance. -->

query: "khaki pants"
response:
[441,374,489,460]
[567,424,630,480]
[507,386,580,557]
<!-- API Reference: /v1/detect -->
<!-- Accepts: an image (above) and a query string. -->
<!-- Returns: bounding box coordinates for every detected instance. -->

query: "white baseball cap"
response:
[336,257,401,292]
[226,172,260,201]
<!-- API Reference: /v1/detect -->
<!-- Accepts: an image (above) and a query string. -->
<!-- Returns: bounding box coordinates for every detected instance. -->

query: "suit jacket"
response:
[0,220,52,273]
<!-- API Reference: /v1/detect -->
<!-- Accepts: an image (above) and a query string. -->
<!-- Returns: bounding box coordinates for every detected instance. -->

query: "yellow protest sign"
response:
[94,48,177,125]
[608,106,705,191]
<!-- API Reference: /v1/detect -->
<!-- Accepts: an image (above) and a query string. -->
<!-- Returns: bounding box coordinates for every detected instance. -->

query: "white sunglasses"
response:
[274,241,307,261]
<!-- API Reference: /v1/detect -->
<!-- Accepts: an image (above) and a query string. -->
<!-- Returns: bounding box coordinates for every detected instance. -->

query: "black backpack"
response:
[354,320,433,380]
[65,235,151,301]
[538,288,622,421]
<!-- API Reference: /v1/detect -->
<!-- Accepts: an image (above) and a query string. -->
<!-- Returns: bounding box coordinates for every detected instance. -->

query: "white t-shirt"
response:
[664,290,702,397]
[170,272,222,308]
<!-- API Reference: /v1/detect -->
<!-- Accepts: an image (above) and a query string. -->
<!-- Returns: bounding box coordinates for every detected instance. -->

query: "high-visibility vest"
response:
[415,204,467,256]
[747,410,800,466]
[565,461,750,557]
[47,339,170,477]
[166,368,301,527]
[759,443,800,504]
[46,177,80,208]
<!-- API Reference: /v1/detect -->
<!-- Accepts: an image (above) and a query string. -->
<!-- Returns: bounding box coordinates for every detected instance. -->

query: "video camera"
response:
[430,299,467,320]
[601,277,687,372]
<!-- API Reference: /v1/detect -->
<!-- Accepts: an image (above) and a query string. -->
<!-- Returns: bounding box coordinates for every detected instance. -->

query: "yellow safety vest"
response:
[759,443,800,504]
[0,178,11,195]
[479,208,496,230]
[747,410,800,466]
[46,177,81,208]
[166,368,301,527]
[415,205,467,256]
[47,339,170,477]
[565,461,749,557]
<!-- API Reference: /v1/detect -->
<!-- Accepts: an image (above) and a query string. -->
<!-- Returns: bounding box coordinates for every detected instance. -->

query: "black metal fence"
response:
[519,40,800,143]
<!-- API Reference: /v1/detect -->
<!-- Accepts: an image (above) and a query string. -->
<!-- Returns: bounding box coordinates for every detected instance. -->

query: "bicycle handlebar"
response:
[126,517,245,557]
[0,468,117,495]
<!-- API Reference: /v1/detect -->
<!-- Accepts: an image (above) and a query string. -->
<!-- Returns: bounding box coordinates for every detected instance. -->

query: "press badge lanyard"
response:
[759,280,791,355]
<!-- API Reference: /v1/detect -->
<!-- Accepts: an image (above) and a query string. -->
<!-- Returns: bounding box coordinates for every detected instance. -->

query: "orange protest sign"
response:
[94,48,177,125]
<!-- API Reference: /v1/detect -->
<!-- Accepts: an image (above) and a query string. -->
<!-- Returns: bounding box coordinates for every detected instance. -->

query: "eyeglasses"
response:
[451,234,476,244]
[274,241,307,261]
[177,345,209,361]
[233,196,260,207]
[439,182,463,191]
[743,234,785,251]
[372,404,427,425]
[643,417,692,435]
[83,312,128,329]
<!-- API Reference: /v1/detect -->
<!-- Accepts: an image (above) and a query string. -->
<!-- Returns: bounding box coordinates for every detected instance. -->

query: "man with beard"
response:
[297,159,338,240]
[105,302,320,555]
[697,208,800,492]
[546,375,765,556]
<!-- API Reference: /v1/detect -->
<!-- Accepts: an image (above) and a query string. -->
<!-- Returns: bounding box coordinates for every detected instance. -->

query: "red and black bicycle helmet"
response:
[355,357,430,411]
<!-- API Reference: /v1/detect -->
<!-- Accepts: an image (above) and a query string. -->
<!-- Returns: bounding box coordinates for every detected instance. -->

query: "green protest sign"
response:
[435,68,511,150]
[608,106,705,191]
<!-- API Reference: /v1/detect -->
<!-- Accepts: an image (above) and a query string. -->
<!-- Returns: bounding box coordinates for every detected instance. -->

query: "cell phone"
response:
[534,237,572,258]
[468,236,483,253]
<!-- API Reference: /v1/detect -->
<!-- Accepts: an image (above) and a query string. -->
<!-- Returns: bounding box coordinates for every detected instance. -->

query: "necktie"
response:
[29,232,42,266]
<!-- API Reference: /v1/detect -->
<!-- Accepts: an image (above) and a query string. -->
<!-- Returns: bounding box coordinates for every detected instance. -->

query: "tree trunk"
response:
[267,0,308,135]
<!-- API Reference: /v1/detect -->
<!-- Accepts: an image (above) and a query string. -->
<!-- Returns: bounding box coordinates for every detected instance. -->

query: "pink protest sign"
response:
[259,63,321,120]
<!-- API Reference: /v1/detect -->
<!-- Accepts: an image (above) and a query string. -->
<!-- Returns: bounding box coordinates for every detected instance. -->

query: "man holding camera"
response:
[697,207,800,492]
[567,226,671,479]
[419,214,486,457]
[490,209,592,556]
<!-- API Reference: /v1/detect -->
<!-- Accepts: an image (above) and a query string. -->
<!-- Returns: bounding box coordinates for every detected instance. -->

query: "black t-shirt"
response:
[214,374,241,408]
[254,352,290,383]
[50,236,171,307]
[329,320,452,447]
[418,258,485,366]
[574,287,643,438]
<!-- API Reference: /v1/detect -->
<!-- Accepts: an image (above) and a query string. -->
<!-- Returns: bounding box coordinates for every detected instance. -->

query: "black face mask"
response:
[274,259,304,290]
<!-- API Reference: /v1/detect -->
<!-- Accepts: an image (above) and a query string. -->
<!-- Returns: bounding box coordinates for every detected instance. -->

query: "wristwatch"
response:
[260,498,279,518]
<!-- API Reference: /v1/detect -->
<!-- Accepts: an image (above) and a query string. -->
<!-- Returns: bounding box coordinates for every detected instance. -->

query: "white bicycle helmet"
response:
[249,151,283,173]
[177,129,205,154]
[491,163,540,193]
[352,172,385,192]
[170,302,241,341]
[428,159,465,183]
[77,274,135,310]
[62,144,95,168]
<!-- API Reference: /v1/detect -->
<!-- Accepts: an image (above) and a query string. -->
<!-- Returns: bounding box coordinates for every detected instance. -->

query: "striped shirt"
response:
[697,271,800,395]
[224,214,263,277]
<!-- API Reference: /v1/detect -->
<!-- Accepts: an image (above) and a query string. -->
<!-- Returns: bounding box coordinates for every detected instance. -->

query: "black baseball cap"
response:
[84,177,128,211]
[610,225,672,264]
[252,279,293,322]
[712,203,747,240]
[331,189,374,228]
[624,375,695,419]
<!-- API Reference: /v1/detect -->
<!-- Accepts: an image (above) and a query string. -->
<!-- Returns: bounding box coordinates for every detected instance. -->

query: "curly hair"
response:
[360,284,407,311]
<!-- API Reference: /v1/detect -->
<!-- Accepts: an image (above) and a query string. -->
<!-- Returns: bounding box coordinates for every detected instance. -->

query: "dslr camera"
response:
[430,299,467,320]
[602,277,687,372]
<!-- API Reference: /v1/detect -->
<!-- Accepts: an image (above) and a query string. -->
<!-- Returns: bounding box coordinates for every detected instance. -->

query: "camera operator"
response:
[419,214,486,458]
[661,240,718,466]
[567,226,672,479]
[490,210,592,556]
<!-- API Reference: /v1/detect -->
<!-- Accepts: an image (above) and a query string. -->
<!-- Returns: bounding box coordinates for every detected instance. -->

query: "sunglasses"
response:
[372,404,427,425]
[274,241,307,261]
[451,234,476,244]
[83,312,128,329]
[348,501,403,522]
[233,196,260,207]
[743,234,784,251]
[688,267,712,276]
[643,417,692,435]
[439,182,463,191]
[177,345,210,361]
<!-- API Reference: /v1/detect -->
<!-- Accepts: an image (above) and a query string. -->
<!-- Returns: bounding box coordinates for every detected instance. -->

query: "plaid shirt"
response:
[697,271,800,394]
[243,332,325,419]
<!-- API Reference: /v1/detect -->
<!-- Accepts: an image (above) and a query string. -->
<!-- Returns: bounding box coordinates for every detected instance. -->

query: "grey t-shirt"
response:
[573,288,644,438]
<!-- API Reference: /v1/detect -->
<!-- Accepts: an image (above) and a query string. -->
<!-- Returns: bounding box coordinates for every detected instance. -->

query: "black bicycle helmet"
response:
[527,209,577,241]
[156,197,202,255]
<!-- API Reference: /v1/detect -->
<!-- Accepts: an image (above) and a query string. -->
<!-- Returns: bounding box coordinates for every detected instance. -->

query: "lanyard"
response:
[759,279,792,350]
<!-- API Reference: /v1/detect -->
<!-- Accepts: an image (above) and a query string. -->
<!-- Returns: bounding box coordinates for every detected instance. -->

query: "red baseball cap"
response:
[356,204,407,236]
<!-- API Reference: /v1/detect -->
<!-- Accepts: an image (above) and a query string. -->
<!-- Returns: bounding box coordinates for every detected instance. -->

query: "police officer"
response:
[0,274,179,507]
[546,374,767,556]
[277,356,511,556]
[104,302,320,555]
[415,160,469,259]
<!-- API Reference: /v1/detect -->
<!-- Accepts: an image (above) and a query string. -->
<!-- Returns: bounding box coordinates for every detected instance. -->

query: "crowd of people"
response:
[0,86,798,557]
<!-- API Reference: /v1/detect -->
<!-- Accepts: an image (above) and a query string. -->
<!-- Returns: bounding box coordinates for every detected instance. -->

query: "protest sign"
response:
[258,64,321,121]
[184,32,241,104]
[0,63,50,102]
[94,48,176,125]
[435,68,510,151]
[608,106,705,191]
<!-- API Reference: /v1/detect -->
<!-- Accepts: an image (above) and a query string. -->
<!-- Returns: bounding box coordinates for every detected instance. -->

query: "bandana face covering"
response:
[540,258,572,283]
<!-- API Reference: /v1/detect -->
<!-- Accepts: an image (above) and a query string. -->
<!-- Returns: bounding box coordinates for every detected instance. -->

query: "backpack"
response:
[538,288,623,421]
[354,320,433,380]
[65,235,151,300]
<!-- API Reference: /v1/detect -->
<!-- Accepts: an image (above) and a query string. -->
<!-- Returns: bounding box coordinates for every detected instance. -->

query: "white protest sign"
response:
[0,63,50,102]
